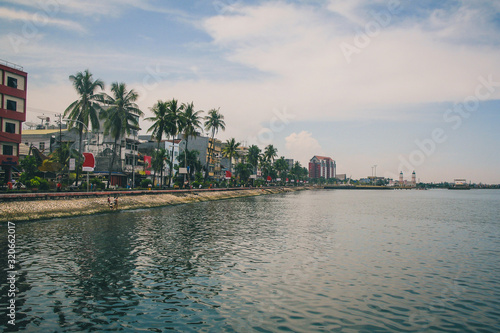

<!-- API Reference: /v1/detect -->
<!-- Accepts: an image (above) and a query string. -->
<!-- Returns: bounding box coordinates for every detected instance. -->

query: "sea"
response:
[1,189,499,332]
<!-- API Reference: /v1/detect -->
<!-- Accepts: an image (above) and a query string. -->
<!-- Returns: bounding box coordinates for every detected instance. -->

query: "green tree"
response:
[274,156,289,182]
[64,69,104,186]
[100,82,143,188]
[165,99,184,187]
[146,100,170,185]
[152,148,168,186]
[177,149,202,182]
[19,155,39,184]
[204,108,225,180]
[222,138,240,178]
[247,145,261,175]
[235,162,253,185]
[264,144,278,164]
[181,102,203,185]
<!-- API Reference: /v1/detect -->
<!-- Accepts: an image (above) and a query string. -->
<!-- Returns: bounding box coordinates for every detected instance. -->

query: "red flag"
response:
[82,153,95,171]
[225,170,232,179]
[144,155,152,169]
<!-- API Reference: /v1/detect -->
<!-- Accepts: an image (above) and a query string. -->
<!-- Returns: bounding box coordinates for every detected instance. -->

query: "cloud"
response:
[195,0,500,140]
[0,7,85,32]
[285,131,323,165]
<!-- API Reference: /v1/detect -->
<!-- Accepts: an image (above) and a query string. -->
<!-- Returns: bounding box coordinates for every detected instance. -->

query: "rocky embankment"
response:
[1,187,305,222]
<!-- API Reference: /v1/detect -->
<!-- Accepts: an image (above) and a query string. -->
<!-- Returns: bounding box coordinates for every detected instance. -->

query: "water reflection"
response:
[1,190,500,332]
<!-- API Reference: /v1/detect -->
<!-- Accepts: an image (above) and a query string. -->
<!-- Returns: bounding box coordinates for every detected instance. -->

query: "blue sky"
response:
[1,0,500,183]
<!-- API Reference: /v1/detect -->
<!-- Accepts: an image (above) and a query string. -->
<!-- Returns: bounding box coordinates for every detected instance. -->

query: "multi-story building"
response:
[0,60,27,182]
[308,155,336,179]
[179,134,223,180]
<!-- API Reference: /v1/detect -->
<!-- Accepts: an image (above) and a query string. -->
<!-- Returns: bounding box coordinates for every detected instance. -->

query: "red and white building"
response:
[0,60,27,182]
[309,155,336,179]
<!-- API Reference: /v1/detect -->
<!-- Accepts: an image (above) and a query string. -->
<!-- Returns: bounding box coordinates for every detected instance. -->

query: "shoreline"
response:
[1,187,309,223]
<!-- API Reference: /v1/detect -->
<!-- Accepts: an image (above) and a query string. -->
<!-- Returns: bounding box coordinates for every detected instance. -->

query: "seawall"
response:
[1,187,308,222]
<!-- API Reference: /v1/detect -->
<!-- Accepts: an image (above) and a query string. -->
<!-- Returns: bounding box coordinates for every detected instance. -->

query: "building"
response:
[308,155,336,179]
[390,171,417,187]
[0,60,27,182]
[184,134,222,179]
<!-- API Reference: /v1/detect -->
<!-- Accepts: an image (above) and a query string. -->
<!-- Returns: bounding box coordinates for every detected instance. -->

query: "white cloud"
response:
[0,7,85,32]
[285,131,323,166]
[201,1,500,123]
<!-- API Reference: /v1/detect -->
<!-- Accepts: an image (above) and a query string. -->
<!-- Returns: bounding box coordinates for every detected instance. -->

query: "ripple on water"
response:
[1,190,500,332]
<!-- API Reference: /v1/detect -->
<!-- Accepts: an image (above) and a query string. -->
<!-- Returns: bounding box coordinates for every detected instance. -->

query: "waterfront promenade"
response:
[0,187,307,222]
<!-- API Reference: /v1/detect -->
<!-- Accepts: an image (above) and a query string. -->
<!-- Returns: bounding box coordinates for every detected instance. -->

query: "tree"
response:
[64,69,104,186]
[100,82,143,188]
[165,99,184,187]
[146,100,170,186]
[235,162,253,185]
[181,102,203,185]
[177,149,202,181]
[274,156,289,182]
[204,108,225,180]
[152,148,168,186]
[264,144,278,163]
[247,145,261,175]
[222,138,240,178]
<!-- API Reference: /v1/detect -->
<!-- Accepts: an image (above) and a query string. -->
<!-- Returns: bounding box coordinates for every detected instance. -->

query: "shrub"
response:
[38,179,50,191]
[141,179,152,188]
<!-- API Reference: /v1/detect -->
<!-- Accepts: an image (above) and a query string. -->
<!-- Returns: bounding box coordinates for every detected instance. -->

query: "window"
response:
[5,122,16,134]
[39,142,45,151]
[7,77,18,89]
[6,100,17,111]
[3,145,13,155]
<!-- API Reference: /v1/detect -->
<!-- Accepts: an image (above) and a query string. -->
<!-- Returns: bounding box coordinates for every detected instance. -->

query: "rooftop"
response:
[0,59,24,71]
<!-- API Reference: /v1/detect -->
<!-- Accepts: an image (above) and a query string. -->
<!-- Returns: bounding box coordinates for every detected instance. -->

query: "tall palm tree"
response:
[165,99,184,187]
[146,100,170,186]
[264,144,278,164]
[152,148,168,186]
[64,69,104,186]
[247,145,261,175]
[222,138,240,179]
[100,82,143,188]
[181,102,203,185]
[204,108,225,180]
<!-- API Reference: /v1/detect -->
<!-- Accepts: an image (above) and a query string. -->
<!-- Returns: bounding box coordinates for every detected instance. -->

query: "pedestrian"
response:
[114,195,118,210]
[108,195,113,209]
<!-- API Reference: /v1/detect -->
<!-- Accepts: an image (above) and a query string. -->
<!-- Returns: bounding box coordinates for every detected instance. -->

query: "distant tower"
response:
[411,171,416,185]
[399,171,403,184]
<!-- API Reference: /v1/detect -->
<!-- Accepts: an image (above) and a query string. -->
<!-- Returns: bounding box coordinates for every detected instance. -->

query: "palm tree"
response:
[235,162,253,185]
[247,145,261,175]
[177,149,202,181]
[165,99,185,187]
[264,144,278,164]
[146,100,170,186]
[222,138,240,180]
[100,82,143,188]
[152,148,168,185]
[181,102,203,185]
[64,69,104,186]
[204,108,225,180]
[274,156,289,183]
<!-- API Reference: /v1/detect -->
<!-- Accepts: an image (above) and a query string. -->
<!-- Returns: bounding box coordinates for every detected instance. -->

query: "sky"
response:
[1,0,500,183]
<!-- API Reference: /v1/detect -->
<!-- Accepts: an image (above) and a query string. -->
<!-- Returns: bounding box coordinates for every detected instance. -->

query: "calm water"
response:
[1,189,500,332]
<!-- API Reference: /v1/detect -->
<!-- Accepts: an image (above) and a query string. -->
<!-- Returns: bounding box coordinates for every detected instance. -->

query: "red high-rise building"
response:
[309,155,336,179]
[0,60,27,182]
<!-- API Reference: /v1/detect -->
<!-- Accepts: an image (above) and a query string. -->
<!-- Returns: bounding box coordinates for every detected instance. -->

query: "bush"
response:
[38,179,50,191]
[141,179,152,188]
